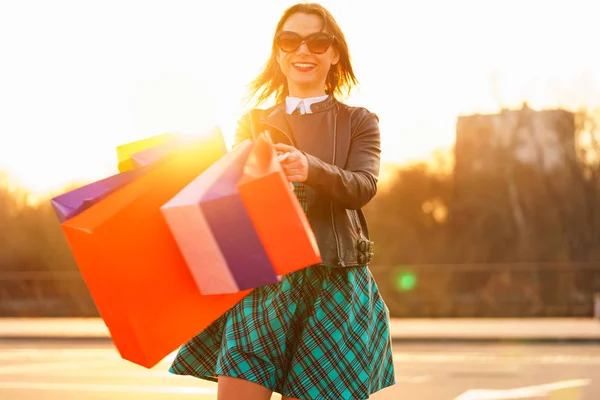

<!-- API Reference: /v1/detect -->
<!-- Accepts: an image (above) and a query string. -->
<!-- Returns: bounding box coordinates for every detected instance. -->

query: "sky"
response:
[0,0,599,199]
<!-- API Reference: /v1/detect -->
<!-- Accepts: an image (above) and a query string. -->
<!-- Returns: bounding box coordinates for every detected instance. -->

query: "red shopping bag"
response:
[238,133,321,275]
[60,128,247,369]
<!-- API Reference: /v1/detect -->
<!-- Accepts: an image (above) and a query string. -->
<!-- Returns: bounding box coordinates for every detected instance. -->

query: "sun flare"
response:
[0,0,598,201]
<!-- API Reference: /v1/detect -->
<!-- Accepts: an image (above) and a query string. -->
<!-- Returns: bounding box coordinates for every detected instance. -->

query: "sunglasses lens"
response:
[277,32,333,54]
[307,34,332,54]
[278,33,302,52]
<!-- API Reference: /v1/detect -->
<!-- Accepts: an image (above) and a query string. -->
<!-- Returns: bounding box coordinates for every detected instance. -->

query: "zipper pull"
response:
[338,259,346,267]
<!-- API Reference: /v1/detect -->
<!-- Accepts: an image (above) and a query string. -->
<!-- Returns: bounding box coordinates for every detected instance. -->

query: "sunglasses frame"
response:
[275,31,336,54]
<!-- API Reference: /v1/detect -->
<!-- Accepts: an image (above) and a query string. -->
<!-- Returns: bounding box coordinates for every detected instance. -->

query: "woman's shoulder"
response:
[234,103,283,141]
[239,103,282,122]
[336,100,380,129]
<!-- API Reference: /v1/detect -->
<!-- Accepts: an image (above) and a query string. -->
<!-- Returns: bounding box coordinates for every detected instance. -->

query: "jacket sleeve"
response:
[304,108,381,210]
[233,113,253,148]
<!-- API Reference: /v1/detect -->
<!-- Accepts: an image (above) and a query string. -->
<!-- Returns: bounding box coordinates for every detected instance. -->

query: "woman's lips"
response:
[292,62,316,72]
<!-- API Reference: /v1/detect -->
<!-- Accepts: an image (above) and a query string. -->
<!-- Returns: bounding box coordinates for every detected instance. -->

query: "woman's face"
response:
[276,12,339,98]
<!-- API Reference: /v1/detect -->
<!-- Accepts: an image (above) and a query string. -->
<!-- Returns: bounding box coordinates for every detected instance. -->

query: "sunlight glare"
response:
[0,0,598,199]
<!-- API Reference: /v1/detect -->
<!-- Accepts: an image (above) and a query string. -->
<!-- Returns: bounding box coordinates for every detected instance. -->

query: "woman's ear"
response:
[332,48,340,66]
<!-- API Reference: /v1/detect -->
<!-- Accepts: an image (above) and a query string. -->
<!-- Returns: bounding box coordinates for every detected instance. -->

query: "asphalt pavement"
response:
[1,318,600,399]
[1,340,599,399]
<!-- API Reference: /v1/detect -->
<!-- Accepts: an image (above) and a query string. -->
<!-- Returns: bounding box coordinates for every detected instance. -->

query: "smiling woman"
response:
[168,3,396,400]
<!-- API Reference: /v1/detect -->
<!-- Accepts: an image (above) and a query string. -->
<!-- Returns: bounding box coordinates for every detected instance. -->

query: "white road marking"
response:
[454,379,591,400]
[0,348,177,363]
[393,352,600,365]
[0,381,217,395]
[48,369,175,378]
[0,360,113,375]
[0,348,119,358]
[395,375,432,383]
[6,348,599,367]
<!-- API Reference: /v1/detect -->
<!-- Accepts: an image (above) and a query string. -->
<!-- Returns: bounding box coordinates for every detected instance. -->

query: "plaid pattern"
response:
[293,181,307,214]
[169,184,396,399]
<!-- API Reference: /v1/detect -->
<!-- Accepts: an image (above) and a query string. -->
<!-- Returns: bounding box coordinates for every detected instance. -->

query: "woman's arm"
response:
[304,109,380,209]
[277,108,381,210]
[233,113,253,148]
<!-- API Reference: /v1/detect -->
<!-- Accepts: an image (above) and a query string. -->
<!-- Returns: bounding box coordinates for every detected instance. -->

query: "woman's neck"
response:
[288,85,326,99]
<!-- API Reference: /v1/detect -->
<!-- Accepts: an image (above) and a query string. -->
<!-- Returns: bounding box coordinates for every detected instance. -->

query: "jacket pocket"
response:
[343,209,374,266]
[346,209,362,235]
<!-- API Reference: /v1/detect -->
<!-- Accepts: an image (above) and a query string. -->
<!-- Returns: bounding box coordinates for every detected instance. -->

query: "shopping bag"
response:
[50,166,153,222]
[238,133,321,275]
[161,133,321,296]
[116,132,177,172]
[161,140,278,295]
[60,128,245,369]
[130,134,188,168]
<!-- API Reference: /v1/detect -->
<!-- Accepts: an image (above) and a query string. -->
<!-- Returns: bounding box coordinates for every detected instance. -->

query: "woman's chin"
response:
[288,77,325,90]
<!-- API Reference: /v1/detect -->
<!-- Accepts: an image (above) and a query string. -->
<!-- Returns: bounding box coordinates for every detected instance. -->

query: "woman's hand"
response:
[274,143,309,182]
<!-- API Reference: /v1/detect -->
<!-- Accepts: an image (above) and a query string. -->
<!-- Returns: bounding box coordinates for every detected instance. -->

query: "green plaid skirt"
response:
[169,183,396,399]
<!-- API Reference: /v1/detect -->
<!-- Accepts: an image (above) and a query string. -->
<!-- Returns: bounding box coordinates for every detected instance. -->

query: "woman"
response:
[170,3,395,399]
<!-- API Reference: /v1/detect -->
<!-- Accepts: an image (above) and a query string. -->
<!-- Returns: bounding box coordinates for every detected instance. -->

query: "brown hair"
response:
[247,2,358,108]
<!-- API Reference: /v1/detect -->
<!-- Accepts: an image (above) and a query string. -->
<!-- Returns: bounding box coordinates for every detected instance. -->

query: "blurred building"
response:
[451,104,581,261]
[455,104,577,182]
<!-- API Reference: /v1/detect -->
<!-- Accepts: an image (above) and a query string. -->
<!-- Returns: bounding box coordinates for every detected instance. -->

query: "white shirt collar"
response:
[285,95,329,115]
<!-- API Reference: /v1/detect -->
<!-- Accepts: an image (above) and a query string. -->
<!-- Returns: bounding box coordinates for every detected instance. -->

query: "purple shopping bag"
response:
[199,141,279,291]
[50,166,153,222]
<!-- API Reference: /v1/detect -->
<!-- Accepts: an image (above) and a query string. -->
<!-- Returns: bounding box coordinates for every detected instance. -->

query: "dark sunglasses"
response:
[276,31,335,54]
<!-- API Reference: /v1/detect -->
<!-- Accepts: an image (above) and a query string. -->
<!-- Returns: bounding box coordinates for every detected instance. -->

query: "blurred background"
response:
[1,0,600,398]
[2,0,599,320]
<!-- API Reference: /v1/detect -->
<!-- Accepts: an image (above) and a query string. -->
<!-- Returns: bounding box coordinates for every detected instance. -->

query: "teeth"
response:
[294,63,315,68]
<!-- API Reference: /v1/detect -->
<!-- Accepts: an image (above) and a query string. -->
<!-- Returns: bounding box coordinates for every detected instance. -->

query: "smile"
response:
[293,62,316,68]
[292,62,316,72]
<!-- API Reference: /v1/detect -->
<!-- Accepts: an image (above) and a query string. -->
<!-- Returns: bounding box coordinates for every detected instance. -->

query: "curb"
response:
[0,336,113,343]
[389,337,600,345]
[2,336,600,345]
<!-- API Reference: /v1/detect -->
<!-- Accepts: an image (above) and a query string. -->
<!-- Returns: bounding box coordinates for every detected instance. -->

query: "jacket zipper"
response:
[330,111,344,267]
[351,210,362,235]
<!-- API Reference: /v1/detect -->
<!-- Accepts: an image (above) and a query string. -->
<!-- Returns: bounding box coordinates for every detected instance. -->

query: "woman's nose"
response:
[296,42,311,55]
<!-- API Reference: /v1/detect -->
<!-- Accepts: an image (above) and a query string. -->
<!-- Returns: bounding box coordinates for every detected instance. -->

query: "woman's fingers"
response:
[274,143,295,153]
[273,143,309,183]
[277,152,291,162]
[282,162,303,173]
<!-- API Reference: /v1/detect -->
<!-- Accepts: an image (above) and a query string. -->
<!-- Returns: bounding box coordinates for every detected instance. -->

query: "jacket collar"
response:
[258,96,338,141]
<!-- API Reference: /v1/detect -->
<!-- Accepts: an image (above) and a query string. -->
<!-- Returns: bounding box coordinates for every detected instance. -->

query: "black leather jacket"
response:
[234,96,380,268]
